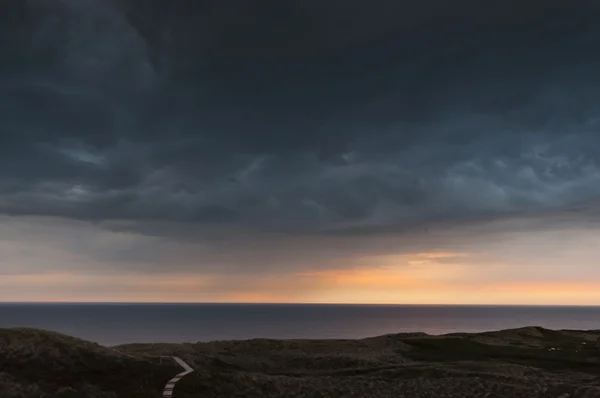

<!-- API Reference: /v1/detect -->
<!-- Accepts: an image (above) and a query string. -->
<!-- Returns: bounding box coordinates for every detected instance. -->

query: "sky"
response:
[1,0,600,304]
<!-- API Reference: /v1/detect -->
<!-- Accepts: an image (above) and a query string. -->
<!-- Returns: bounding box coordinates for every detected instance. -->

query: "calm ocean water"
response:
[1,303,600,346]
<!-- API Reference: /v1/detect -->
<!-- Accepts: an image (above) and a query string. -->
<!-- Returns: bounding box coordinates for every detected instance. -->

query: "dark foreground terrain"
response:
[2,326,600,397]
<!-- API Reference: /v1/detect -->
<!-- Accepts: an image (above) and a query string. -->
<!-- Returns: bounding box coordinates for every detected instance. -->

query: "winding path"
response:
[162,356,194,397]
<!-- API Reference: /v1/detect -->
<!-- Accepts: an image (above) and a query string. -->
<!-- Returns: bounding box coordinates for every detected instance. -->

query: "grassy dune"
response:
[0,328,180,398]
[3,326,600,397]
[118,326,600,398]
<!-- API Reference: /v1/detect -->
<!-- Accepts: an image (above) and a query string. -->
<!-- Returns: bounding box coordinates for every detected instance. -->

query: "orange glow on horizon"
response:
[3,253,600,305]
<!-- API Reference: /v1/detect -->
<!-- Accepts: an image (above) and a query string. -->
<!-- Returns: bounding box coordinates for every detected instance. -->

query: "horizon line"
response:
[2,301,600,307]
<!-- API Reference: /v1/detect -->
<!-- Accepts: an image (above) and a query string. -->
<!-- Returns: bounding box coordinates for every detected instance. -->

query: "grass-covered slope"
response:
[118,326,600,398]
[0,328,180,398]
[4,326,600,397]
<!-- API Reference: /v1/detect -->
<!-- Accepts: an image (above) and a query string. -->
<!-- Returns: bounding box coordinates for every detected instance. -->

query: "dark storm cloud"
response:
[2,0,600,234]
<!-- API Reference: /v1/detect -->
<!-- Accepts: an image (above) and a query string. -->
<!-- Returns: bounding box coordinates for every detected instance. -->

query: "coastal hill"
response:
[2,326,600,397]
[0,328,179,397]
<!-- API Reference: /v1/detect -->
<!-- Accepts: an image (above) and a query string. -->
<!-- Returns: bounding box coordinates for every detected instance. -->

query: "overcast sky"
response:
[1,0,600,304]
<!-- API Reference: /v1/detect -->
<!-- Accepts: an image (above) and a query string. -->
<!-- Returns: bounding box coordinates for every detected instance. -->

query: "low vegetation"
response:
[0,328,179,398]
[2,326,600,397]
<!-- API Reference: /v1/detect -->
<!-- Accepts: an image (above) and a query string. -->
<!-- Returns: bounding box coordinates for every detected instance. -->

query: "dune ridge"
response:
[2,326,600,397]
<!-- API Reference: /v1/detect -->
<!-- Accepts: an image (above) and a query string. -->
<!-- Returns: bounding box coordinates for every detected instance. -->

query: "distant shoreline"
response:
[4,303,600,346]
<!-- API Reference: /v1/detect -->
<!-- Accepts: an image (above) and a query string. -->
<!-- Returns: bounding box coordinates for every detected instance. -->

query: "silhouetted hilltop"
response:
[3,326,600,397]
[0,328,179,398]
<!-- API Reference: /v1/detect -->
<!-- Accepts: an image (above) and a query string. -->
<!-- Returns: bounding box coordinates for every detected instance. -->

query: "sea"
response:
[2,303,600,347]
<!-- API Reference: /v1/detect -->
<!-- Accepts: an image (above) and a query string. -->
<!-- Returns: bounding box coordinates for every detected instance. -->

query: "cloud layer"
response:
[2,0,600,236]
